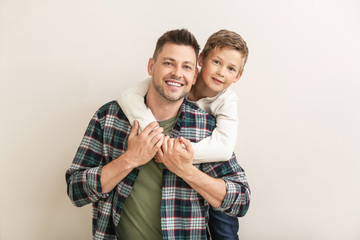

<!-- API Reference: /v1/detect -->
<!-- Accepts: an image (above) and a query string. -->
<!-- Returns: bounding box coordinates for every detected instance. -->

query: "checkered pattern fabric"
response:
[66,100,250,239]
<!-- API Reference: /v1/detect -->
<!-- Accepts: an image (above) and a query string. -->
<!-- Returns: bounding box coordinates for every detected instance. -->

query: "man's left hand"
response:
[156,136,194,177]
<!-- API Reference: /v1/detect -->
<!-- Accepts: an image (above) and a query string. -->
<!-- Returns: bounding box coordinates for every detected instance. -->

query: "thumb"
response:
[179,137,193,152]
[129,120,139,139]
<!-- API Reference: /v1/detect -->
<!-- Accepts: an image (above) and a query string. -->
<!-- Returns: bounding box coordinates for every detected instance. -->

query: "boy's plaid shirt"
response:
[66,100,250,240]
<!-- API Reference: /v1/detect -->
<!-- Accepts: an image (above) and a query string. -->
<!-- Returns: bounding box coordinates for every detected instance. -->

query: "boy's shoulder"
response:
[217,88,238,101]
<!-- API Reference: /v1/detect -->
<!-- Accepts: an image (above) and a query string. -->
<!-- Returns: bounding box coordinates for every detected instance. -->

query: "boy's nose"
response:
[216,67,225,77]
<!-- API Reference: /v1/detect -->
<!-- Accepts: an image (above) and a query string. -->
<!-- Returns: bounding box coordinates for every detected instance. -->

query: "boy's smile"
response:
[211,77,225,85]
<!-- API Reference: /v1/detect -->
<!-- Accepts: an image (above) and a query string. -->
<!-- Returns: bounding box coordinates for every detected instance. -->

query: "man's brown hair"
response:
[153,29,200,63]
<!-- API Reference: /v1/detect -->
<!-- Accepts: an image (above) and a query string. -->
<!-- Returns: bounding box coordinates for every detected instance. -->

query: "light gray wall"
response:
[1,0,359,239]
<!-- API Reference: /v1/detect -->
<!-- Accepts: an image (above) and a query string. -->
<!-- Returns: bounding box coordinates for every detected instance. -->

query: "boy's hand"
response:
[124,120,164,167]
[156,136,194,177]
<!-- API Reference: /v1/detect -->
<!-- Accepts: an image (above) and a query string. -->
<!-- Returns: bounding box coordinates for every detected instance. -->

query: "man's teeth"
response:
[167,82,181,87]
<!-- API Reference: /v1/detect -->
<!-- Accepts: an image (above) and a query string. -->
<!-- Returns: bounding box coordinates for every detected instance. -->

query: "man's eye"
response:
[184,65,192,70]
[164,62,173,66]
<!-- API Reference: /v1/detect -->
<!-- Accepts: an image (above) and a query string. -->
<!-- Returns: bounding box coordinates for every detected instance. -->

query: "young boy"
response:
[117,29,249,239]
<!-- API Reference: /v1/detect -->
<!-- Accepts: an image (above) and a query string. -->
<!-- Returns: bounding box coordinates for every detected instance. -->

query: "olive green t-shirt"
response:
[117,117,177,240]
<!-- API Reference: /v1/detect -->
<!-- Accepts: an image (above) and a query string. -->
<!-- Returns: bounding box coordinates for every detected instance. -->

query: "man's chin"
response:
[163,95,185,102]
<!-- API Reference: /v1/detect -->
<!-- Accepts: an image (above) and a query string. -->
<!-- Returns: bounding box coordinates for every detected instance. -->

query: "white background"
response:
[1,0,359,239]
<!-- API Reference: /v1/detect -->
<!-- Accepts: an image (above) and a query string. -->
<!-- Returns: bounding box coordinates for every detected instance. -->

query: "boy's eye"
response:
[213,60,220,65]
[229,67,236,72]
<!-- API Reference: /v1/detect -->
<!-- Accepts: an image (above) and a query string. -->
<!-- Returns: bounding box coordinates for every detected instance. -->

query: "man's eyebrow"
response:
[162,57,195,67]
[162,57,176,62]
[184,61,196,67]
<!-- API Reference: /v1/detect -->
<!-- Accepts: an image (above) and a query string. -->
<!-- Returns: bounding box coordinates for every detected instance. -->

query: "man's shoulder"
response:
[183,100,216,120]
[182,100,216,132]
[95,100,128,122]
[97,100,120,113]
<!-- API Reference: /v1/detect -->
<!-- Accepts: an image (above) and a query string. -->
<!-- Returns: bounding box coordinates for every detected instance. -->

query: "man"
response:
[66,29,250,240]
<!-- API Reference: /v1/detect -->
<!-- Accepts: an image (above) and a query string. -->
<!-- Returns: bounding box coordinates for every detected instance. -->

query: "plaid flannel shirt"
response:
[66,100,250,240]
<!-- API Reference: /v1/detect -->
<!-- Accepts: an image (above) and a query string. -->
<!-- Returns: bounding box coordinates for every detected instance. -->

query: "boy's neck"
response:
[188,77,218,101]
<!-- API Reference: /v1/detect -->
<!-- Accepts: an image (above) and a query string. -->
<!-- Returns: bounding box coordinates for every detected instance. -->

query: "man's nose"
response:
[171,66,182,79]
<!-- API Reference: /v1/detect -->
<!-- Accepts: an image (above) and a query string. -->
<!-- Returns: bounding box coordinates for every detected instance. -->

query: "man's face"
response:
[148,43,198,102]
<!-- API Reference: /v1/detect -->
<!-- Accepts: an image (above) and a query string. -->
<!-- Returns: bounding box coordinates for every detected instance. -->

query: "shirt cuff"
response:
[86,166,109,199]
[214,179,238,211]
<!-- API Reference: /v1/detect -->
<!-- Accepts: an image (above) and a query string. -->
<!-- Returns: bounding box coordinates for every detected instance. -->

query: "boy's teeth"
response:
[167,82,181,87]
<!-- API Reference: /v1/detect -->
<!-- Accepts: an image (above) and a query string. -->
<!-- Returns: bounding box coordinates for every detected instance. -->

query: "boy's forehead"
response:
[208,46,243,57]
[208,47,244,63]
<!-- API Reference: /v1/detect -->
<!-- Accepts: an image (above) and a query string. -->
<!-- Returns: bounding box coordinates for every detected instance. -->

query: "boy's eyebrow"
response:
[162,57,195,67]
[229,62,240,69]
[214,55,240,69]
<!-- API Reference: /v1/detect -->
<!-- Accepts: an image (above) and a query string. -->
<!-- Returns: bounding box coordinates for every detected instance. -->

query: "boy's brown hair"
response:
[153,29,200,63]
[201,29,249,73]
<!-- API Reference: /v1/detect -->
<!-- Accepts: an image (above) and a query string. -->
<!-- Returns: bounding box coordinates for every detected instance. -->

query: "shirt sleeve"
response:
[65,111,110,207]
[192,90,238,163]
[201,155,251,217]
[117,78,156,132]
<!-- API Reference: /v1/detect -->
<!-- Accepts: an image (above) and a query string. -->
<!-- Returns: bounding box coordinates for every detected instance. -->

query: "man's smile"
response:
[165,80,184,87]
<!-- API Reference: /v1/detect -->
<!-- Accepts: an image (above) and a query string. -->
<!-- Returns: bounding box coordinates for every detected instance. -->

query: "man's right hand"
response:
[101,120,164,193]
[124,120,164,168]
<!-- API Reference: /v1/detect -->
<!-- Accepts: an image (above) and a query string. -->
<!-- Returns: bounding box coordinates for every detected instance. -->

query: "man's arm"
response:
[66,113,164,206]
[157,136,250,215]
[157,137,226,207]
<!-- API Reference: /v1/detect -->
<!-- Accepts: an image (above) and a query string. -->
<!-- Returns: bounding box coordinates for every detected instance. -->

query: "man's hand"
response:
[124,120,164,168]
[156,136,194,177]
[100,120,164,193]
[156,136,226,207]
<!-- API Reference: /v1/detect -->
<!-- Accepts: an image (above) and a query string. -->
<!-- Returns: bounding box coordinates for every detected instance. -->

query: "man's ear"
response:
[147,58,154,76]
[233,72,242,83]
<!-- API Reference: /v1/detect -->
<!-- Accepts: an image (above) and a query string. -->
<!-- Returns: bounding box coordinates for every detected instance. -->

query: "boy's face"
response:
[148,43,198,102]
[199,47,243,96]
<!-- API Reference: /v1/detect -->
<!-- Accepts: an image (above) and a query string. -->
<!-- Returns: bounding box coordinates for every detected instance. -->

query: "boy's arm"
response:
[192,89,238,163]
[117,78,156,132]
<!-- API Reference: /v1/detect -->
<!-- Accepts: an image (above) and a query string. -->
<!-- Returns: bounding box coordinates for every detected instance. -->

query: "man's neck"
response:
[146,87,183,122]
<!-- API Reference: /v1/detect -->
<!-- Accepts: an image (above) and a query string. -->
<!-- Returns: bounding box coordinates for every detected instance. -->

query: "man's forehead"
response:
[158,43,196,62]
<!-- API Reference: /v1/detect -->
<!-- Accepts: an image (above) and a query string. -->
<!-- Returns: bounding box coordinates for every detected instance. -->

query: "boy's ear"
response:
[233,72,242,83]
[193,67,199,85]
[198,53,204,67]
[147,58,154,76]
